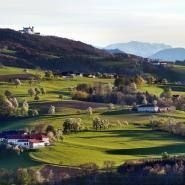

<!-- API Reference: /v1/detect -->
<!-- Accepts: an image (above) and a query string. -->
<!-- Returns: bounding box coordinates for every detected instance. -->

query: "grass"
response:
[1,107,185,169]
[30,126,185,167]
[1,66,185,169]
[0,66,43,75]
[0,150,42,169]
[138,84,163,96]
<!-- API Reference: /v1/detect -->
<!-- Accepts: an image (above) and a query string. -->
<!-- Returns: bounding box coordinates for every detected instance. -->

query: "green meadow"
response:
[1,66,185,169]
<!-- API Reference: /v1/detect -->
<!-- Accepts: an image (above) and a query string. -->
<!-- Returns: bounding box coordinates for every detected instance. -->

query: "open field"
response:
[1,107,185,169]
[1,66,185,169]
[30,127,185,167]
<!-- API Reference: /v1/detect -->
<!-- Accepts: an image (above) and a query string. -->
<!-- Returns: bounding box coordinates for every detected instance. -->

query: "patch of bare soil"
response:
[40,100,108,110]
[0,74,36,81]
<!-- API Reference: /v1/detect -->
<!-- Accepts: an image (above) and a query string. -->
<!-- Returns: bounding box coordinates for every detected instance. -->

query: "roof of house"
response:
[29,134,48,140]
[138,104,158,108]
[17,139,29,142]
[7,134,29,140]
[0,131,48,141]
[29,139,45,144]
[2,130,25,135]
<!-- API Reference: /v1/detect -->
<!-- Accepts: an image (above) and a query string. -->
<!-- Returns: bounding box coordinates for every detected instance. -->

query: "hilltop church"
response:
[19,26,40,35]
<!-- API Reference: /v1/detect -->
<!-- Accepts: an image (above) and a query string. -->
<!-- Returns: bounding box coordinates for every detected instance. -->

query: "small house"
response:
[6,134,28,145]
[0,131,50,149]
[16,139,30,149]
[29,139,46,149]
[137,104,159,113]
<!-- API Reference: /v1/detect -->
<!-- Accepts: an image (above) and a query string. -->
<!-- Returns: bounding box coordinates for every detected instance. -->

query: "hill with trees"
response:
[0,29,144,73]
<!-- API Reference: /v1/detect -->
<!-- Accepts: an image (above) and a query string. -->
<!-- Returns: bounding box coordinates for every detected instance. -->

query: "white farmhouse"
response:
[29,139,46,149]
[137,104,159,113]
[16,139,30,149]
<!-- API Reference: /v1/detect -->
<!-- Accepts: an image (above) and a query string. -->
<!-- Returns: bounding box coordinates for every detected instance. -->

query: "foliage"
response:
[63,118,84,133]
[48,105,55,115]
[92,117,110,130]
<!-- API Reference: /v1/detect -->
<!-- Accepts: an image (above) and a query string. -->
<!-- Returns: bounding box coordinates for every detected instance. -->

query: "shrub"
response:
[48,105,56,115]
[87,107,93,116]
[34,95,40,101]
[58,94,63,101]
[72,91,89,100]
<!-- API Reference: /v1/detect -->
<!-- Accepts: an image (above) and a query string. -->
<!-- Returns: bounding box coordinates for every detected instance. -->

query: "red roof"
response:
[7,134,29,140]
[2,133,48,140]
[29,139,45,143]
[29,134,48,140]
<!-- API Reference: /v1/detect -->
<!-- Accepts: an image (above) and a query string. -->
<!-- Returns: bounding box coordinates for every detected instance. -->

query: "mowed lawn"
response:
[30,126,185,167]
[1,108,185,169]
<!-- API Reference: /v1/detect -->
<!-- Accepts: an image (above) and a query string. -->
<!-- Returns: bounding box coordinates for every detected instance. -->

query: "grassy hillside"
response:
[0,28,145,74]
[30,126,185,167]
[1,67,185,169]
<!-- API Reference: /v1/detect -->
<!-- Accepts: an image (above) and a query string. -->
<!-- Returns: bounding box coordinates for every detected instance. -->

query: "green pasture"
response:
[1,66,185,169]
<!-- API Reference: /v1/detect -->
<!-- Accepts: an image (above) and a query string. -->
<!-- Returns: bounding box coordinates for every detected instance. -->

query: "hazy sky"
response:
[1,0,185,47]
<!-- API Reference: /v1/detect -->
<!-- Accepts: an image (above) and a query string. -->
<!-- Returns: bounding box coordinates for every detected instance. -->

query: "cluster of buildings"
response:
[55,71,115,79]
[19,26,40,35]
[0,130,50,149]
[136,104,176,113]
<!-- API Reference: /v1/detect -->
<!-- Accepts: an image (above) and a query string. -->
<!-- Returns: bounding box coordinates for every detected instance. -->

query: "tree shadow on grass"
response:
[102,110,154,117]
[106,143,185,156]
[170,85,185,93]
[102,110,132,116]
[77,129,185,142]
[48,91,71,97]
[158,114,185,120]
[0,151,42,169]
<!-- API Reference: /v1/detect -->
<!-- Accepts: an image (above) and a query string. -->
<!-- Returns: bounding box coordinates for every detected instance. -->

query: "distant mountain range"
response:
[150,48,185,62]
[105,41,171,58]
[105,49,125,54]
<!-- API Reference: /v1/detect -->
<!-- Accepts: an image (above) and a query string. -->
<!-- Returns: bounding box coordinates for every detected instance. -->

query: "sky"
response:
[1,0,185,47]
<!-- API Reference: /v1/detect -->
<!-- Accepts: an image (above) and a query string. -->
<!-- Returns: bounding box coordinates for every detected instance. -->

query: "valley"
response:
[1,66,185,172]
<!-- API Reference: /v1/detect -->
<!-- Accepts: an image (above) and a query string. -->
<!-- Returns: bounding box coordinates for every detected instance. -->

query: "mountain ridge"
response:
[105,41,171,57]
[150,48,185,62]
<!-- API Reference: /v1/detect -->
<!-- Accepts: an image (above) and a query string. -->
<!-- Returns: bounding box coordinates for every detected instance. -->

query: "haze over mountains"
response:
[105,41,185,62]
[105,41,172,58]
[151,48,185,62]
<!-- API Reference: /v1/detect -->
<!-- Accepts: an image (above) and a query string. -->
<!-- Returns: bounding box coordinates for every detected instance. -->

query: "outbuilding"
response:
[137,104,159,113]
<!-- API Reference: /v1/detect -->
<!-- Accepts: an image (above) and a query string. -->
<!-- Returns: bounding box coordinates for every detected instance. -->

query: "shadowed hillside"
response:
[0,29,145,73]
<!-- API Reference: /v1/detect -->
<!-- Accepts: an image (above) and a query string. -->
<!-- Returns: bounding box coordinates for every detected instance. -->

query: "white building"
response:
[19,26,40,35]
[29,139,46,149]
[137,104,159,113]
[6,135,27,145]
[1,132,50,149]
[16,139,30,149]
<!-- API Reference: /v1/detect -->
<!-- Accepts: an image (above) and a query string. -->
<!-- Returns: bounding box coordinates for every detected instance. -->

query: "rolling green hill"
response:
[1,66,185,169]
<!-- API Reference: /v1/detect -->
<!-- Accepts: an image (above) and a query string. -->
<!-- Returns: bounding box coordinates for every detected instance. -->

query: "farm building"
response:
[136,104,174,113]
[0,131,50,149]
[137,104,159,113]
[29,139,46,149]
